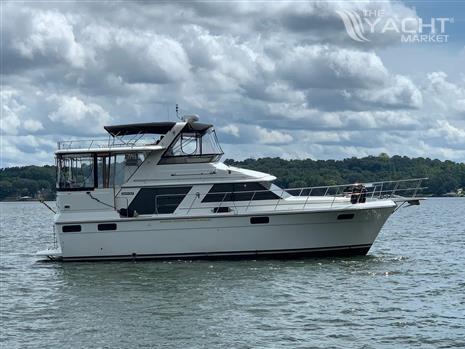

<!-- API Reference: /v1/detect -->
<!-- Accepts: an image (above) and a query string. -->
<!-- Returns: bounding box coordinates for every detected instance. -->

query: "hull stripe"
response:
[59,244,372,262]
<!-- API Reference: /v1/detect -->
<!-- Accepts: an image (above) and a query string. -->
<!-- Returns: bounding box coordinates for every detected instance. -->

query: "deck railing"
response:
[152,178,427,215]
[57,134,157,150]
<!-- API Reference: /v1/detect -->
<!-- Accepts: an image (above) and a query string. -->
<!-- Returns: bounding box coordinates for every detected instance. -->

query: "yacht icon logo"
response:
[336,10,370,42]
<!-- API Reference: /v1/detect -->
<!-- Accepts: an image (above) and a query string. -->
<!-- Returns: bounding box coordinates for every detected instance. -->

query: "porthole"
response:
[62,225,81,232]
[337,213,355,220]
[250,216,269,224]
[98,223,117,231]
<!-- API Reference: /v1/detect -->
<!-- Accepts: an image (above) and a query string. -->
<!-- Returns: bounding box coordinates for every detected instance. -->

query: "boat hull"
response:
[51,205,395,261]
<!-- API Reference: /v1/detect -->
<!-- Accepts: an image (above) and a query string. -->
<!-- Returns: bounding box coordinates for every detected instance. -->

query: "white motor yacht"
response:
[37,116,425,261]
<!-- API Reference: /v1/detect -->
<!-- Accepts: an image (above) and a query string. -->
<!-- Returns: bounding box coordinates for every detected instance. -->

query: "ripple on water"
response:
[1,199,465,348]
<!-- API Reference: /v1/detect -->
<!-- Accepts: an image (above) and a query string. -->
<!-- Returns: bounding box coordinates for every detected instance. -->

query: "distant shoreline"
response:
[1,156,465,199]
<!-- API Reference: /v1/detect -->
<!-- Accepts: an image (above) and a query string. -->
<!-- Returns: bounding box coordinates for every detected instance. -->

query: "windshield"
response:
[160,128,223,164]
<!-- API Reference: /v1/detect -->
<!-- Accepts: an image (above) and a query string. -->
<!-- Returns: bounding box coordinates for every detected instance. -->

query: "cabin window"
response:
[57,152,147,191]
[128,187,192,215]
[337,213,355,220]
[98,223,117,231]
[107,153,145,186]
[159,128,223,164]
[250,216,269,224]
[202,182,280,203]
[57,155,95,191]
[62,225,82,232]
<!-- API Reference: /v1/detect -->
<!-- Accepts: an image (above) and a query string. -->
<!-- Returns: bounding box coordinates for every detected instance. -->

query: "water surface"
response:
[1,198,464,348]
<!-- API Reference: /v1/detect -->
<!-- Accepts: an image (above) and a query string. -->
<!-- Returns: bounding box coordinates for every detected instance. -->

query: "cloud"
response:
[426,121,465,148]
[1,0,463,167]
[4,7,86,69]
[425,72,465,118]
[352,75,422,109]
[81,24,191,85]
[277,45,422,111]
[47,95,112,134]
[23,119,44,132]
[256,127,293,145]
[1,135,56,167]
[1,89,24,135]
[278,45,389,90]
[219,124,240,138]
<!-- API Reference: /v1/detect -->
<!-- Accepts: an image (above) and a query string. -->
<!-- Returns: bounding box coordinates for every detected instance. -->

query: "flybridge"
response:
[56,118,216,154]
[54,117,224,191]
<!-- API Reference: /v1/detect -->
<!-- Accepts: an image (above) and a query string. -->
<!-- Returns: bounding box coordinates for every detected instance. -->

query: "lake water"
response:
[1,198,464,348]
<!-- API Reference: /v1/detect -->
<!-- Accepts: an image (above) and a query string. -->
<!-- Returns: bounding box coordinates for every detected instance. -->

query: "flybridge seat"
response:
[104,121,213,137]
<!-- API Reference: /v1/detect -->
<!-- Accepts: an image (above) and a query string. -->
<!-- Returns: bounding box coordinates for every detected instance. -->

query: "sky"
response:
[1,0,465,167]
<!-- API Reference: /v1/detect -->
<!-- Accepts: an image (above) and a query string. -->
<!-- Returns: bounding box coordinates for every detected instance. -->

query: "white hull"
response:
[39,119,424,262]
[42,204,395,261]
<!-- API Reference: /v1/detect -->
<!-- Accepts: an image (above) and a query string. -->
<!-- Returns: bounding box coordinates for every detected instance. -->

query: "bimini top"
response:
[104,121,213,137]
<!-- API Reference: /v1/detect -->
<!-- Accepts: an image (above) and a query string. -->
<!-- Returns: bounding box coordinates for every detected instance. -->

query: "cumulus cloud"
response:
[1,0,463,166]
[23,119,44,132]
[219,124,240,138]
[4,7,86,69]
[425,72,465,118]
[47,95,112,134]
[80,24,191,85]
[278,45,389,90]
[256,127,293,145]
[1,135,57,167]
[1,89,24,135]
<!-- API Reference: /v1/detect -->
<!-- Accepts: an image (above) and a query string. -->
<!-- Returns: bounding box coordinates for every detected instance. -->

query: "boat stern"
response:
[36,247,63,261]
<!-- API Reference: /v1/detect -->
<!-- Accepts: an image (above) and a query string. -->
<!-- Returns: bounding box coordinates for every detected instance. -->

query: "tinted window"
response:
[128,187,192,214]
[203,183,234,202]
[62,225,81,232]
[98,223,117,231]
[202,183,279,203]
[337,213,355,220]
[250,216,269,224]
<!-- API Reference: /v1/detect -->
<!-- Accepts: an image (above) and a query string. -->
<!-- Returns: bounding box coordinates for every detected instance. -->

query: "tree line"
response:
[0,165,56,200]
[1,155,464,200]
[224,154,465,197]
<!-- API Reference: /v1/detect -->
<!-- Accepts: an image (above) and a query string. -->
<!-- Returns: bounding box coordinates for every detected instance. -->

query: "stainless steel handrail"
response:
[57,137,155,150]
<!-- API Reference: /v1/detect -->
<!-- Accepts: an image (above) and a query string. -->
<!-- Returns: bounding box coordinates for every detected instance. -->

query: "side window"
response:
[98,223,117,231]
[202,183,234,203]
[233,183,262,201]
[128,187,192,214]
[62,225,81,232]
[202,183,280,203]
